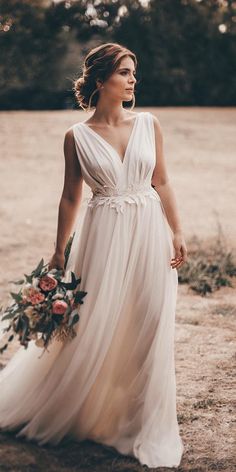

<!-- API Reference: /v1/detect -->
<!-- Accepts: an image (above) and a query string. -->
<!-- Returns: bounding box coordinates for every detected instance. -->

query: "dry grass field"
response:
[0,108,235,471]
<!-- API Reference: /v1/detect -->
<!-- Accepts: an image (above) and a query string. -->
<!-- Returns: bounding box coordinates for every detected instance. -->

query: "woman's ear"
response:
[96,79,104,89]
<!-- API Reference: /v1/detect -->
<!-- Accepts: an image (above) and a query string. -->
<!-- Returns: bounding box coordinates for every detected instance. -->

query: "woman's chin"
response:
[123,93,133,102]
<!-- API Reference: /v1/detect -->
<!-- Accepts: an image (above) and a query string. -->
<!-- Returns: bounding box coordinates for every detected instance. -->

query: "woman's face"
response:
[98,56,137,102]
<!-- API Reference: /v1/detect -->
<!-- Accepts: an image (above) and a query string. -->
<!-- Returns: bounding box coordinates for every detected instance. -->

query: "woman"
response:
[0,42,187,468]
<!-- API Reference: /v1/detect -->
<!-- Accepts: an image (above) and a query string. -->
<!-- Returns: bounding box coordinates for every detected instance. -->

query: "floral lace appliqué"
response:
[87,183,161,214]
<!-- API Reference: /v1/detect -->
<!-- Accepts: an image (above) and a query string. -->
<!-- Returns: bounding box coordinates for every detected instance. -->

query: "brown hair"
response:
[73,42,137,111]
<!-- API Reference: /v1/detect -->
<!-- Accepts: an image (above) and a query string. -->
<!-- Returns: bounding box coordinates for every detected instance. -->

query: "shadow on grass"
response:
[0,429,151,472]
[2,429,234,471]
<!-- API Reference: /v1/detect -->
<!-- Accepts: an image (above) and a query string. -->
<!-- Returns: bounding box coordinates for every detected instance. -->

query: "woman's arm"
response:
[49,128,83,270]
[151,114,188,268]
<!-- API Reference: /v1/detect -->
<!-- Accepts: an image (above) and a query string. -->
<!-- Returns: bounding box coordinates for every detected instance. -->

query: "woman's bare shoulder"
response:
[148,111,161,124]
[64,124,80,141]
[147,112,163,136]
[64,126,77,149]
[63,127,82,171]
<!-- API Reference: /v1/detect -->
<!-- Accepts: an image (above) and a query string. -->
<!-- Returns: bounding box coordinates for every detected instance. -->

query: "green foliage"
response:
[114,0,236,105]
[0,235,88,355]
[59,272,81,291]
[32,258,45,278]
[0,0,67,109]
[64,232,75,269]
[178,228,236,296]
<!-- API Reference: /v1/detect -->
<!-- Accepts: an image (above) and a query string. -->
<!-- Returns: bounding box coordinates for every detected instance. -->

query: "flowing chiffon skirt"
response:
[0,111,184,468]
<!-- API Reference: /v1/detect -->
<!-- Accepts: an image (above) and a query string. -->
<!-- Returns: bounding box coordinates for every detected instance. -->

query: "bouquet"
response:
[0,234,87,357]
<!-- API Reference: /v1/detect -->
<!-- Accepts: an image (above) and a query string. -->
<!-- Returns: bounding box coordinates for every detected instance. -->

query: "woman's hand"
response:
[170,232,188,269]
[48,252,65,273]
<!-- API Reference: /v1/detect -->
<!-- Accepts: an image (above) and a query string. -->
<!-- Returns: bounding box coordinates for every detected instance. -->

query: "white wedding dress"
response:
[0,111,184,468]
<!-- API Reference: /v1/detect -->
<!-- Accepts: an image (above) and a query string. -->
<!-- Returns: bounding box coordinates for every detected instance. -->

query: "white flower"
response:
[52,293,64,300]
[22,283,32,296]
[67,291,73,300]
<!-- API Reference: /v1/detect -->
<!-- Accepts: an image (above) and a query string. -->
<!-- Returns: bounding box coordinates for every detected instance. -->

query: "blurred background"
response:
[0,0,236,109]
[0,2,236,470]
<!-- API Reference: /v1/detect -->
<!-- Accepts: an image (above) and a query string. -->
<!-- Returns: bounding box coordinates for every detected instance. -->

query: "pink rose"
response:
[28,290,45,305]
[39,275,58,292]
[52,300,68,315]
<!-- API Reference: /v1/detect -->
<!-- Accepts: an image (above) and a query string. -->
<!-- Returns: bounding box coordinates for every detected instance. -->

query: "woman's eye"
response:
[120,71,136,76]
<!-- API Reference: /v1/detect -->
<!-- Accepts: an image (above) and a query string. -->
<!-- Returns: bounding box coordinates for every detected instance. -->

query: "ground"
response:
[0,108,235,471]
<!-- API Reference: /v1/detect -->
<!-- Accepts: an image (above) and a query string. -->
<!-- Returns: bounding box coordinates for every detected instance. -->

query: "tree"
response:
[0,0,67,108]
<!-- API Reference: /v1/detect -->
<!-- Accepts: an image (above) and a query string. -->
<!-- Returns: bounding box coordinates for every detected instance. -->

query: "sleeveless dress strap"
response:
[145,112,157,162]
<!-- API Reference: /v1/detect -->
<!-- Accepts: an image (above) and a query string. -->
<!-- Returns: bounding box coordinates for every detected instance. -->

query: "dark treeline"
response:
[0,0,235,109]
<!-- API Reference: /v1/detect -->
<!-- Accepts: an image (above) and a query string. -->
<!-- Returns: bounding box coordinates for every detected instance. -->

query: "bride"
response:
[0,42,187,468]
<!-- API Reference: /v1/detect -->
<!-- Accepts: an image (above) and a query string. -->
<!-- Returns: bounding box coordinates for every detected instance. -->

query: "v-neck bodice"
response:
[72,111,160,213]
[80,113,139,165]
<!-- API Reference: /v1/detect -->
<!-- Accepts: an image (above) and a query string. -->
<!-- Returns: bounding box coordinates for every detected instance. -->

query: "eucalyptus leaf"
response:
[60,272,81,291]
[74,290,87,305]
[21,316,29,343]
[10,292,22,303]
[2,312,15,321]
[9,279,25,285]
[15,317,22,333]
[72,313,79,326]
[64,232,75,269]
[45,320,54,344]
[0,343,8,354]
[3,325,11,333]
[24,274,33,283]
[32,258,45,277]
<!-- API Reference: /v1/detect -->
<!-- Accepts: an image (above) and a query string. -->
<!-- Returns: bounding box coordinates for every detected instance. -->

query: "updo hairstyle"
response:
[73,42,137,111]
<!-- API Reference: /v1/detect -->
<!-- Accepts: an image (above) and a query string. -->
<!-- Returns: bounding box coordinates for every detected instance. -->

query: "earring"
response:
[128,93,135,111]
[87,88,99,112]
[87,84,104,112]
